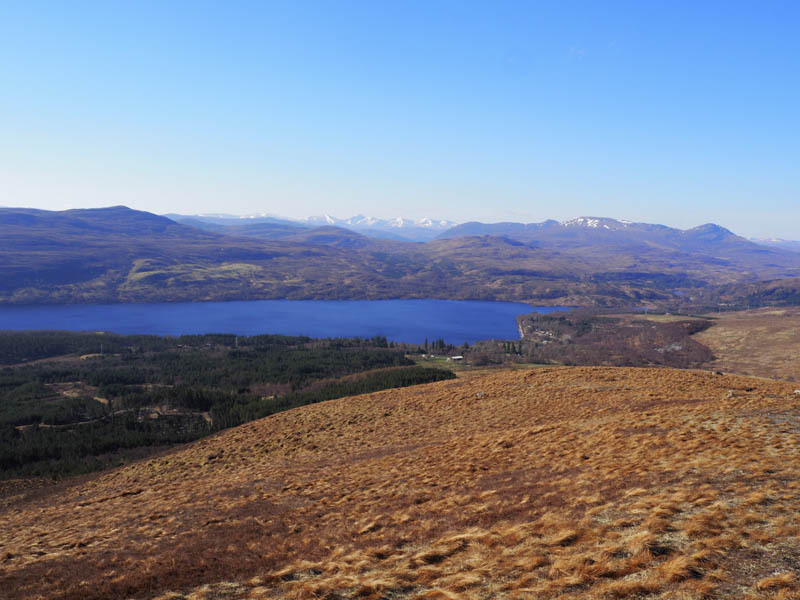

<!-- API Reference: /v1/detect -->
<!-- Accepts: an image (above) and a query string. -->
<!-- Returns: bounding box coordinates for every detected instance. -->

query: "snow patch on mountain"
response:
[562,217,631,230]
[291,214,458,241]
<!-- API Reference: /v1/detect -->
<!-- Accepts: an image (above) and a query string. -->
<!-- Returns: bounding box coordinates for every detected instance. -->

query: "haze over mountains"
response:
[171,211,800,251]
[166,213,457,242]
[751,237,800,253]
[3,205,800,308]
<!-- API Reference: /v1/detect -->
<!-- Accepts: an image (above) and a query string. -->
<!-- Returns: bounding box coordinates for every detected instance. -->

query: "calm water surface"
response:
[0,299,567,344]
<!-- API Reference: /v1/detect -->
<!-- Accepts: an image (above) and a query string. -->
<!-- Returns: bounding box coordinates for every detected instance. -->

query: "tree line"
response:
[0,332,454,479]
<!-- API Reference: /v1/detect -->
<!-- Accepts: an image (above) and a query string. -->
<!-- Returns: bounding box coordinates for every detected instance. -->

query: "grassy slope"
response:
[694,307,800,382]
[3,367,800,599]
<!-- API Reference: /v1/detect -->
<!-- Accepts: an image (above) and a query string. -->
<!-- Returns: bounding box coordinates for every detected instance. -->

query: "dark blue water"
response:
[0,300,567,344]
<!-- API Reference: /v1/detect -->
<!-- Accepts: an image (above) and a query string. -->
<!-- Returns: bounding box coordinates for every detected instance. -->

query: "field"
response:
[694,307,800,382]
[3,366,800,599]
[622,314,709,323]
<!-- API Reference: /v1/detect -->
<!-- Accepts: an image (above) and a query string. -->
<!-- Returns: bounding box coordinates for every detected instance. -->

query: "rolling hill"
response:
[3,367,800,598]
[673,275,800,311]
[0,206,358,303]
[438,217,800,281]
[3,206,800,307]
[168,217,312,240]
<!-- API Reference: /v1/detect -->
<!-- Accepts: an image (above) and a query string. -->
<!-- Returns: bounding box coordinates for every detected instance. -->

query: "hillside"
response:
[513,311,714,369]
[0,331,453,480]
[169,218,311,240]
[694,307,800,382]
[3,367,800,599]
[438,218,800,284]
[0,206,338,300]
[715,277,800,308]
[3,207,800,307]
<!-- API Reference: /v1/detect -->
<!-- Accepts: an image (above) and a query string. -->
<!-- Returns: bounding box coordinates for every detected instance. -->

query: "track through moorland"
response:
[2,367,800,599]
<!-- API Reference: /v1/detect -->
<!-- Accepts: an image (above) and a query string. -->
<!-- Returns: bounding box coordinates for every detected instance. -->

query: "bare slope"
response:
[3,367,800,599]
[694,307,800,382]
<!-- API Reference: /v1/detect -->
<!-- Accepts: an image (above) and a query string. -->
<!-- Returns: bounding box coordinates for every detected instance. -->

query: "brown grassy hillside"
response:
[694,307,800,382]
[2,367,800,599]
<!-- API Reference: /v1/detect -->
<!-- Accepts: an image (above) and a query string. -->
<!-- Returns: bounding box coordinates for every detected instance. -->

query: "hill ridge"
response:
[2,205,800,307]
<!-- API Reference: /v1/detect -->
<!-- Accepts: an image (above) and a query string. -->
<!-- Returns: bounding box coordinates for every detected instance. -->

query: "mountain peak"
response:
[295,214,456,241]
[688,223,733,234]
[562,217,630,230]
[684,223,738,241]
[64,205,182,228]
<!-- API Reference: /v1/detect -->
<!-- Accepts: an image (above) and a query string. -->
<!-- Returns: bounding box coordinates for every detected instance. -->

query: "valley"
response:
[3,295,800,599]
[4,207,800,600]
[7,5,800,598]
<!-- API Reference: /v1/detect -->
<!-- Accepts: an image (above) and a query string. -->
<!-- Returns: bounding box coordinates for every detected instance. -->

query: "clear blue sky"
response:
[1,1,798,237]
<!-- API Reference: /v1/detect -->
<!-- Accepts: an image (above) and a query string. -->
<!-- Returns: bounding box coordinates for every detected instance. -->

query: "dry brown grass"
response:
[695,306,800,382]
[2,366,800,599]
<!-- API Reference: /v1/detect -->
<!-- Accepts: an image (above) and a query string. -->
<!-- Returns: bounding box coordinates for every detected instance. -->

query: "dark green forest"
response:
[0,332,454,479]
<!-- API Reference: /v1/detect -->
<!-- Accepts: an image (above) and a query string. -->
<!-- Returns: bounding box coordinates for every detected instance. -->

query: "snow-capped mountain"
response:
[165,211,457,242]
[299,214,457,241]
[301,214,339,227]
[437,217,748,250]
[562,217,634,230]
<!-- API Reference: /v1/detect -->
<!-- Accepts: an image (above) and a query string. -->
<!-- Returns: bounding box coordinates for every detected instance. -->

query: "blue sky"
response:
[1,1,798,237]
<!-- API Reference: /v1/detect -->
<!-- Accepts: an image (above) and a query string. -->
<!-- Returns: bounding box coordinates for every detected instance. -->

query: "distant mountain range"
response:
[169,212,800,252]
[300,214,456,242]
[3,206,800,308]
[439,216,754,249]
[750,238,800,253]
[166,213,456,242]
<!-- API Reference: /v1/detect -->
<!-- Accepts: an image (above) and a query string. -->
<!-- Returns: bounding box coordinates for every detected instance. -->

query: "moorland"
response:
[3,366,800,599]
[471,307,800,383]
[3,304,795,487]
[693,306,800,382]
